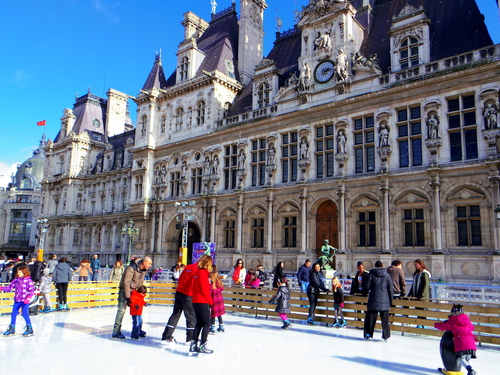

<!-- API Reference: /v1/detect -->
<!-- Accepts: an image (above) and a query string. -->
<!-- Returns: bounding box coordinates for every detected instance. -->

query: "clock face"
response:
[92,119,101,128]
[314,60,335,84]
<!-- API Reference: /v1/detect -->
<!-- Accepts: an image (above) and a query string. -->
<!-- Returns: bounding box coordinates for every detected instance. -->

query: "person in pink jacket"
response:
[434,304,477,375]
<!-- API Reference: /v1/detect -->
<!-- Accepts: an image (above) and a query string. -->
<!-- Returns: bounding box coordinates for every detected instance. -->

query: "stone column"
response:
[210,198,217,243]
[236,194,243,253]
[101,225,106,253]
[111,222,117,257]
[266,192,274,254]
[429,175,443,253]
[337,181,346,253]
[299,188,307,254]
[201,199,208,242]
[157,206,164,254]
[379,178,391,253]
[3,208,12,243]
[91,225,96,254]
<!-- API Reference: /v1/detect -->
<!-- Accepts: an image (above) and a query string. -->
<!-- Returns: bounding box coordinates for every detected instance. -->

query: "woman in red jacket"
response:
[190,256,214,354]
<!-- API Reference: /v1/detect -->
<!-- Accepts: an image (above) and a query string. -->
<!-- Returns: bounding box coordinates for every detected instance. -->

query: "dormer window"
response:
[196,100,206,125]
[175,107,184,130]
[400,37,419,69]
[258,82,270,108]
[180,56,190,81]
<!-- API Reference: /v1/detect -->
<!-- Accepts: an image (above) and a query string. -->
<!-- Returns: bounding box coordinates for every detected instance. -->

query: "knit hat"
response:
[450,304,464,316]
[43,268,50,275]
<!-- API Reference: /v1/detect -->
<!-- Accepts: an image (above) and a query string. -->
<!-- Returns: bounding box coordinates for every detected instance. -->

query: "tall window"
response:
[9,210,32,247]
[175,107,184,131]
[282,216,297,248]
[224,144,238,190]
[402,208,424,246]
[456,205,482,246]
[191,168,203,194]
[257,82,270,108]
[180,56,189,81]
[448,94,478,162]
[135,176,143,200]
[315,124,335,179]
[196,100,206,125]
[224,220,235,248]
[97,226,102,244]
[357,211,376,247]
[252,218,264,248]
[122,192,128,211]
[140,115,147,137]
[111,194,116,212]
[397,106,423,167]
[399,36,419,69]
[251,138,267,186]
[170,171,182,197]
[282,131,298,182]
[354,115,375,173]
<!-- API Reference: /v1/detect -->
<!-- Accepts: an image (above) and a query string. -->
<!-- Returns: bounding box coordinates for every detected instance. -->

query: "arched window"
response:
[196,100,206,125]
[180,56,190,81]
[399,37,419,69]
[20,177,32,189]
[140,115,147,137]
[175,107,184,130]
[257,82,270,108]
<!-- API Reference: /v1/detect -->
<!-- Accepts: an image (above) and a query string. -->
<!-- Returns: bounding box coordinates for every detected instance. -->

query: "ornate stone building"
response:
[40,0,500,284]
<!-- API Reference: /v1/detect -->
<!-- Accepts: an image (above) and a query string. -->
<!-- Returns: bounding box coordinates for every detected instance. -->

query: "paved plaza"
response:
[0,305,497,375]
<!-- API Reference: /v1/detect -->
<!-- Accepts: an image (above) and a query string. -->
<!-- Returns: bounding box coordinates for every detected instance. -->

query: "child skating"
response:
[268,278,292,330]
[1,266,36,337]
[434,304,477,375]
[129,285,147,340]
[331,276,346,328]
[209,265,226,334]
[39,268,54,313]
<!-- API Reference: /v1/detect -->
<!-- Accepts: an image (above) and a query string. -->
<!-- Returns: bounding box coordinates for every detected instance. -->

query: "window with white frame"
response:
[397,106,422,167]
[191,167,203,194]
[402,208,424,246]
[282,216,297,248]
[315,124,335,179]
[447,94,478,162]
[180,56,189,81]
[399,36,419,69]
[354,115,375,173]
[224,144,238,190]
[257,82,270,108]
[170,171,182,197]
[175,107,184,131]
[282,131,298,182]
[251,218,265,248]
[196,100,206,125]
[357,211,376,247]
[224,220,235,248]
[251,138,267,186]
[456,205,482,246]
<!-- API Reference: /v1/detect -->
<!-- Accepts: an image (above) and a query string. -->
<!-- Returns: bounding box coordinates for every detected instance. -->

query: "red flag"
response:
[37,120,46,126]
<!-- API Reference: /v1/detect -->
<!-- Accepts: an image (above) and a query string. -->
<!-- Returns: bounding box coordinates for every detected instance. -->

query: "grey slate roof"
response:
[142,54,167,91]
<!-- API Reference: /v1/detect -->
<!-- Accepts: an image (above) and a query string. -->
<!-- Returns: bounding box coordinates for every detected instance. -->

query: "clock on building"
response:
[92,119,101,128]
[314,60,335,84]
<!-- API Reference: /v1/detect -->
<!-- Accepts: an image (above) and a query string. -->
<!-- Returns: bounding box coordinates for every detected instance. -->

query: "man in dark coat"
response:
[350,261,370,296]
[386,260,406,298]
[363,261,393,341]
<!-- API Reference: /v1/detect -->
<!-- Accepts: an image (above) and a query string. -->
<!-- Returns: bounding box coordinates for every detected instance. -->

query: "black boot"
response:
[199,342,213,354]
[189,340,199,353]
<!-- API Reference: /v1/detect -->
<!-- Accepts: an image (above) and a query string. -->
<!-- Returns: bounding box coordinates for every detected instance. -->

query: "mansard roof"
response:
[53,92,107,142]
[142,53,167,91]
[360,0,493,74]
[165,6,240,87]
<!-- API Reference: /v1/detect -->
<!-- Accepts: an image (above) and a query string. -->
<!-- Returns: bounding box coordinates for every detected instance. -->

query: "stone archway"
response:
[315,200,339,262]
[177,222,201,264]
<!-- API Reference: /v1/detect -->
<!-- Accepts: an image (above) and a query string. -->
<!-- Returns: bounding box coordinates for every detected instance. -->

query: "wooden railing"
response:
[1,282,499,345]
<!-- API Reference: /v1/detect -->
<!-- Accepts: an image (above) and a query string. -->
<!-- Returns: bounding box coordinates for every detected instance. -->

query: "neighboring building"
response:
[0,137,46,259]
[40,0,500,284]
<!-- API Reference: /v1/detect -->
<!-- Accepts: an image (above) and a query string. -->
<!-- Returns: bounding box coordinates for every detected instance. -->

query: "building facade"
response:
[39,0,500,284]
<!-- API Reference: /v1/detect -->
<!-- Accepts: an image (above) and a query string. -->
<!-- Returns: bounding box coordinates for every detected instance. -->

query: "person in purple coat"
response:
[1,266,36,336]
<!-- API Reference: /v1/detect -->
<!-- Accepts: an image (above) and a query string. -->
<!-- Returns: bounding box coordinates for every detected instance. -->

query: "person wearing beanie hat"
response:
[39,268,54,313]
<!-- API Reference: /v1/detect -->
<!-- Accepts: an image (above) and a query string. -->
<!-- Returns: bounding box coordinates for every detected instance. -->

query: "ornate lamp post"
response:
[36,218,49,261]
[175,200,196,264]
[121,219,140,264]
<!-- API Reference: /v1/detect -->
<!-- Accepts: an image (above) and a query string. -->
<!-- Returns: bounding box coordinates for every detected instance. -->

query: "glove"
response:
[340,303,345,308]
[126,298,132,306]
[135,304,139,310]
[24,298,31,304]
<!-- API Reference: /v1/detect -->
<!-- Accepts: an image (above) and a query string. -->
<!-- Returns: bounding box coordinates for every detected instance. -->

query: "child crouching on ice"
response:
[268,278,292,330]
[434,304,477,375]
[129,285,147,340]
[1,266,36,336]
[331,276,346,328]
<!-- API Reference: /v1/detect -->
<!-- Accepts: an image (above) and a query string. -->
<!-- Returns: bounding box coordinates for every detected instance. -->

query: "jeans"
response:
[11,301,31,326]
[299,281,309,302]
[91,270,99,281]
[132,315,143,338]
[162,291,196,342]
[193,303,211,345]
[113,289,127,334]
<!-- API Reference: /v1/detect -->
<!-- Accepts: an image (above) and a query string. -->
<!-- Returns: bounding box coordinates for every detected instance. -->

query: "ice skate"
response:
[217,324,225,332]
[189,340,199,354]
[198,342,213,354]
[23,324,34,337]
[282,322,292,330]
[209,325,216,334]
[3,324,15,336]
[306,317,317,325]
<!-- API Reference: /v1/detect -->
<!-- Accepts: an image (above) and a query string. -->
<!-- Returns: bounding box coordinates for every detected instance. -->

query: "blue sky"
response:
[0,0,498,188]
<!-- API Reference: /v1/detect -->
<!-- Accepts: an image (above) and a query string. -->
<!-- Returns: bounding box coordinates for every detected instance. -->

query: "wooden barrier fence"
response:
[1,282,499,345]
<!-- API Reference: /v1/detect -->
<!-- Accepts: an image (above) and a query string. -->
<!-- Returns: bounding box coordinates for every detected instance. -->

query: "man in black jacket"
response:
[350,261,369,296]
[363,261,393,341]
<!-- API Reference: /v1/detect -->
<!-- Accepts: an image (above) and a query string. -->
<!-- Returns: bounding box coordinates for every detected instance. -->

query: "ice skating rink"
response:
[0,305,497,375]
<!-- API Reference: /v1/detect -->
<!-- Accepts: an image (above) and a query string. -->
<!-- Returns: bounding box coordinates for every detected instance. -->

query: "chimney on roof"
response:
[182,11,208,41]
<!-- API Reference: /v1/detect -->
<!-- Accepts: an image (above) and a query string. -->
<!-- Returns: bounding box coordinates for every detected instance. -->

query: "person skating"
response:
[434,304,478,375]
[39,268,54,313]
[1,266,36,337]
[209,265,225,334]
[331,276,346,328]
[129,285,147,340]
[52,257,73,310]
[306,262,330,325]
[268,278,292,330]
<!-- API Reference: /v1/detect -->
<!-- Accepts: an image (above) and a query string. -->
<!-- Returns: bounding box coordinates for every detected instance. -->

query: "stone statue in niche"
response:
[212,155,219,174]
[314,29,331,50]
[181,161,187,178]
[300,137,309,160]
[298,61,311,91]
[336,49,349,82]
[204,157,211,175]
[337,130,346,154]
[427,114,440,139]
[267,145,276,165]
[379,124,389,147]
[484,102,498,129]
[237,150,246,170]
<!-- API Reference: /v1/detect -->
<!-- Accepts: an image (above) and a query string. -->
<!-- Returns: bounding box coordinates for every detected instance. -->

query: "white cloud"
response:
[0,162,20,189]
[92,0,120,23]
[9,69,30,87]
